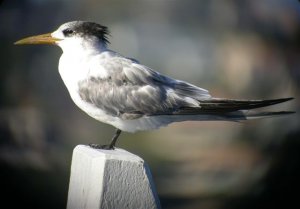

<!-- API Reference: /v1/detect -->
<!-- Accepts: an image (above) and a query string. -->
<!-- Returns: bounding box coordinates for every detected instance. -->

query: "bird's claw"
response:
[88,143,115,150]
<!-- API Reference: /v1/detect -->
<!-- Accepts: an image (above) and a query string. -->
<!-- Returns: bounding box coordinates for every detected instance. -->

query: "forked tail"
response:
[174,97,295,121]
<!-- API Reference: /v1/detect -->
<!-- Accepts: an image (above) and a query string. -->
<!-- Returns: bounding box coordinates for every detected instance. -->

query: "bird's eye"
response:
[63,29,74,36]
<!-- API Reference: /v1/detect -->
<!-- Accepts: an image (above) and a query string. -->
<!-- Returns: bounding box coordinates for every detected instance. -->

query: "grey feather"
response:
[78,53,293,120]
[78,55,208,119]
[78,54,212,119]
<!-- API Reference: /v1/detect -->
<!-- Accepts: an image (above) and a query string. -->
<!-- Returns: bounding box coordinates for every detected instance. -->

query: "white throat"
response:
[59,38,106,57]
[57,38,104,97]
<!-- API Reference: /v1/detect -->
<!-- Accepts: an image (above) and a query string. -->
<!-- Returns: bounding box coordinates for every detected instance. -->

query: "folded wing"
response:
[78,53,293,120]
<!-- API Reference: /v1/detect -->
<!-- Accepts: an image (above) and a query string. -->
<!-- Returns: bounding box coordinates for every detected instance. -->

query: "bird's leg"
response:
[108,129,122,149]
[89,129,122,150]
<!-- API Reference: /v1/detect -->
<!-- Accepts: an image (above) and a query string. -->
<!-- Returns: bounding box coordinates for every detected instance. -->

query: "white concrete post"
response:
[66,145,161,209]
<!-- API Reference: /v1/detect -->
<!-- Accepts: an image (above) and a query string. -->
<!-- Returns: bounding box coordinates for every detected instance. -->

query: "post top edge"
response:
[73,145,144,163]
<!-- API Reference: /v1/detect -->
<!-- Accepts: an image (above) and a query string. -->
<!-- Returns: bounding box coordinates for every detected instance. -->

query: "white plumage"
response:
[15,21,294,148]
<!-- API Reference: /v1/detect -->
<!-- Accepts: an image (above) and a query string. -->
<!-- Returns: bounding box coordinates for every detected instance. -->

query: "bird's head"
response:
[15,21,110,52]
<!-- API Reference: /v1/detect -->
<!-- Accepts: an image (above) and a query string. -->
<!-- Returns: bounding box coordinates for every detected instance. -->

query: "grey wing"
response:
[132,63,211,101]
[78,56,211,120]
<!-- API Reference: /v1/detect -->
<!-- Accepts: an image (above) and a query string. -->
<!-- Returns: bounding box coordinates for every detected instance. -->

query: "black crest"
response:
[64,21,110,45]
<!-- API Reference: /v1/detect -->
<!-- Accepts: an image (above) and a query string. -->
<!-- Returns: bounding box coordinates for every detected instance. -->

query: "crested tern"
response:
[15,21,294,149]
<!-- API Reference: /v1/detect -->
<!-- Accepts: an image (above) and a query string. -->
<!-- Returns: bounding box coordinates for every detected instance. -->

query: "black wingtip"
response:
[239,97,294,109]
[265,97,294,106]
[192,97,295,114]
[270,97,294,104]
[243,97,295,110]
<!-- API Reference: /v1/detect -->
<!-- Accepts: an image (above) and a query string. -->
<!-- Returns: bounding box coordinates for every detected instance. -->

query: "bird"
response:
[15,21,294,149]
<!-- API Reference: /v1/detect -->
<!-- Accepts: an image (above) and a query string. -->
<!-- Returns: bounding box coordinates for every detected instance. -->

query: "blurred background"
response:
[0,0,299,208]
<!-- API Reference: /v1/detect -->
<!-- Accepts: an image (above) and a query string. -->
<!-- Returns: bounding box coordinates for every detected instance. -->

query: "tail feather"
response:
[227,110,295,121]
[199,97,293,112]
[175,97,294,115]
[172,97,294,121]
[137,100,294,131]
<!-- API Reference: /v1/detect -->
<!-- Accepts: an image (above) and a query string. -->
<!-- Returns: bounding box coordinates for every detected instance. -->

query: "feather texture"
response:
[77,51,211,120]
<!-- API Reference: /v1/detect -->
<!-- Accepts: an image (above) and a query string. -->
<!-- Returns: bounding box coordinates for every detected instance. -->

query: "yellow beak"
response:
[14,33,61,45]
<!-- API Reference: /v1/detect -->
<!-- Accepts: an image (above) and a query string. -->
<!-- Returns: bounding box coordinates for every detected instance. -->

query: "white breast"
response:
[58,52,118,123]
[57,51,182,133]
